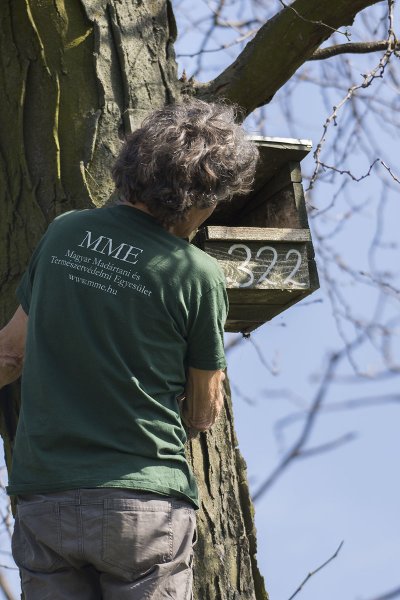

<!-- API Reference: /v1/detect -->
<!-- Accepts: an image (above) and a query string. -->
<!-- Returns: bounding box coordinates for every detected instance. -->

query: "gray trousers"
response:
[12,489,197,600]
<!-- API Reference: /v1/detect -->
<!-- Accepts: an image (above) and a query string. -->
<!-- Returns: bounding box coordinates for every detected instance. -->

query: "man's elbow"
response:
[0,305,28,389]
[185,394,224,432]
[0,355,24,389]
[189,419,214,433]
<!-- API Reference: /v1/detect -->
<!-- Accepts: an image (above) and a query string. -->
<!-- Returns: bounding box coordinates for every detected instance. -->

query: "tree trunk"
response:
[189,378,268,599]
[0,2,267,598]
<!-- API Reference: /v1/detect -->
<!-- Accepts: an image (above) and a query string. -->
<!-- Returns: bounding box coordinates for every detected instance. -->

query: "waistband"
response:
[16,488,192,509]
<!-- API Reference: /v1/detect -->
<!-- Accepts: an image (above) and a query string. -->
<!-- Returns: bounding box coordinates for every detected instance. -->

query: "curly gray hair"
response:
[112,99,259,227]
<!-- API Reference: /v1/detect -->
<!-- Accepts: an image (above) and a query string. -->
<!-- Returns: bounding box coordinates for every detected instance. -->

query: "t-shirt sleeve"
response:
[16,230,50,315]
[17,270,32,315]
[186,281,228,371]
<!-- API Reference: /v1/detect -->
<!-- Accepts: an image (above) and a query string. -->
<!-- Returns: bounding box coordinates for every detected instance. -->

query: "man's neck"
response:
[118,200,214,239]
[119,200,153,217]
[118,200,186,237]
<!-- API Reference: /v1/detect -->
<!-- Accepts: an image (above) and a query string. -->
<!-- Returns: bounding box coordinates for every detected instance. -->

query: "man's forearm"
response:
[0,356,23,389]
[0,305,27,389]
[180,396,220,431]
[180,368,225,432]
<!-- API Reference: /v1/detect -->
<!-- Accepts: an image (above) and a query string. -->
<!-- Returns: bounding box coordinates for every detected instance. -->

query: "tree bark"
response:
[189,378,268,599]
[197,0,384,115]
[0,1,267,598]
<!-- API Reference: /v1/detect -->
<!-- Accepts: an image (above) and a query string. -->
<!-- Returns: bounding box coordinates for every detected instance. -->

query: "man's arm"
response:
[0,306,28,389]
[180,367,225,433]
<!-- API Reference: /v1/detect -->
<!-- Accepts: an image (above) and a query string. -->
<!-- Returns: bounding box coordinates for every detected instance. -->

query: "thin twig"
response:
[310,40,400,60]
[309,0,398,190]
[287,541,344,600]
[313,158,400,185]
[296,432,357,458]
[177,29,256,58]
[278,0,351,39]
[249,337,279,376]
[276,394,400,432]
[225,335,244,354]
[252,348,345,501]
[365,586,400,600]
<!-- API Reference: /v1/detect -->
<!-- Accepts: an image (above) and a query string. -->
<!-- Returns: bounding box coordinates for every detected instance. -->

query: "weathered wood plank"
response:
[251,139,312,188]
[235,163,295,223]
[232,161,309,230]
[237,184,301,229]
[250,136,312,148]
[227,287,310,304]
[289,162,303,184]
[225,289,313,333]
[207,138,311,225]
[228,299,304,320]
[204,241,310,290]
[292,180,309,228]
[225,321,264,333]
[202,226,311,242]
[306,242,320,290]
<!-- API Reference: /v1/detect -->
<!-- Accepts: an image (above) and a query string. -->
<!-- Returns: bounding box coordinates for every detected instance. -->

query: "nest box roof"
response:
[210,136,312,225]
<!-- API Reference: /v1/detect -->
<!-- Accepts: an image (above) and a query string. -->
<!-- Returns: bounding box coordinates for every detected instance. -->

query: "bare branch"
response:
[177,29,257,58]
[312,157,400,187]
[380,160,400,184]
[365,587,400,600]
[309,0,398,188]
[277,0,351,39]
[252,348,348,501]
[205,0,259,31]
[197,0,384,115]
[225,335,244,354]
[276,394,400,433]
[310,39,400,60]
[359,272,400,299]
[287,541,344,600]
[249,337,279,376]
[296,432,357,458]
[230,380,257,406]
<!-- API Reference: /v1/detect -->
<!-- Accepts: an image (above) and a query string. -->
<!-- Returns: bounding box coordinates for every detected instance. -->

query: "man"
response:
[0,99,258,599]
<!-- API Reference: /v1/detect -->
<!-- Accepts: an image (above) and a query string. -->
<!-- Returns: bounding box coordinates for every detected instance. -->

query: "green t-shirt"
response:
[7,205,228,508]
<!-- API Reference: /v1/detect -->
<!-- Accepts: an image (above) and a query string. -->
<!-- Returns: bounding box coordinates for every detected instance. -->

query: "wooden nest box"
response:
[192,136,320,334]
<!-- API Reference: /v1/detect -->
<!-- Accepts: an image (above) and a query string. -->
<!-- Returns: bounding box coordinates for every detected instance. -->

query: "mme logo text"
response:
[78,231,143,265]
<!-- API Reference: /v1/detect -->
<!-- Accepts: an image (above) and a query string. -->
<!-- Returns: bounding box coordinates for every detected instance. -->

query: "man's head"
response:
[112,100,259,229]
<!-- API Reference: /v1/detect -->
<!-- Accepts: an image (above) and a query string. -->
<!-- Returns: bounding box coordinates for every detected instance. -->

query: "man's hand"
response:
[179,368,226,437]
[0,306,27,389]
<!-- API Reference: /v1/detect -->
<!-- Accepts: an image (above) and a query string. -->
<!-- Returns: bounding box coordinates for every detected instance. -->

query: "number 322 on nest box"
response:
[192,137,320,334]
